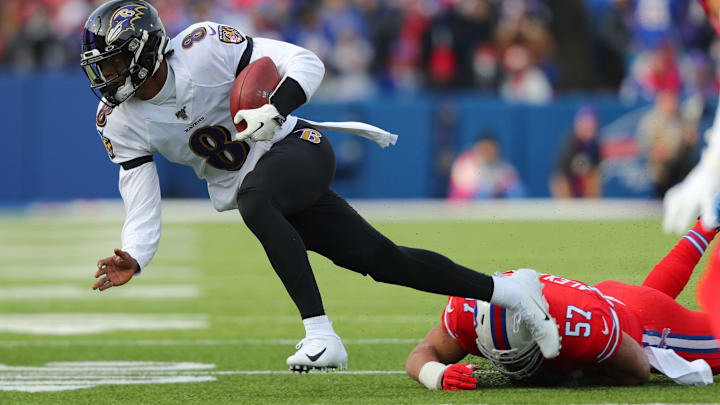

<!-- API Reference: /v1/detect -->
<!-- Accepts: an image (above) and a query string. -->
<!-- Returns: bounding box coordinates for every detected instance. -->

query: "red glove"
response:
[442,364,478,390]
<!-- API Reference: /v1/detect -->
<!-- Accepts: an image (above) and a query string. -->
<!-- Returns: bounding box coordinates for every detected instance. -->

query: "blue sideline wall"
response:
[0,73,708,203]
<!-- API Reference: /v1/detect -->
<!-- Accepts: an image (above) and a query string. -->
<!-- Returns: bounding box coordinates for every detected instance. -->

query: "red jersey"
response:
[443,272,622,373]
[442,222,720,376]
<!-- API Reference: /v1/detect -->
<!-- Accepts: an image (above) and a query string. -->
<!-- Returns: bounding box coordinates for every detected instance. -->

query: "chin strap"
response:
[153,34,171,76]
[111,31,170,105]
[114,75,136,103]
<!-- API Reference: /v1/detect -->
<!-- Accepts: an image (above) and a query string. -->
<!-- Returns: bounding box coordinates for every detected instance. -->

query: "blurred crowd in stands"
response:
[2,0,714,199]
[2,0,719,104]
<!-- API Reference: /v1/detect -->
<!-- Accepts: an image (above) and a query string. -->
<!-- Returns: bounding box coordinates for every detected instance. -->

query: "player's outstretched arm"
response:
[406,324,477,390]
[582,332,650,386]
[93,248,139,291]
[117,161,162,273]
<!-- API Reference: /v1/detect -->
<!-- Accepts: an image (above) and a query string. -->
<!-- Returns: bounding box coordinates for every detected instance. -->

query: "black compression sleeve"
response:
[269,77,307,117]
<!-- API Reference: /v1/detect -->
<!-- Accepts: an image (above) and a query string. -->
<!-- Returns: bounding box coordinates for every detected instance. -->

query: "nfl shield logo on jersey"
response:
[175,106,188,120]
[218,25,244,44]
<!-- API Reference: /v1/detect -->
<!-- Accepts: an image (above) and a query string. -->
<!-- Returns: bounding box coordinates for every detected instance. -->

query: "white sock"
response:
[303,315,338,338]
[489,275,522,309]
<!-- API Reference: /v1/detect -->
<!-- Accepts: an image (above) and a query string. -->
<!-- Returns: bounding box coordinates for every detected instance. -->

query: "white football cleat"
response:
[287,335,348,373]
[510,268,561,359]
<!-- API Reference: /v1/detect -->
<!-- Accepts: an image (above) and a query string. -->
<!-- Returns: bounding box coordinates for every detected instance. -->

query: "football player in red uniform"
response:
[407,220,720,389]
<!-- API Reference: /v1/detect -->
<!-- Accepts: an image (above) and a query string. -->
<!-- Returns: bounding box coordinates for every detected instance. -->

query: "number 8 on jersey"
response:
[188,125,249,171]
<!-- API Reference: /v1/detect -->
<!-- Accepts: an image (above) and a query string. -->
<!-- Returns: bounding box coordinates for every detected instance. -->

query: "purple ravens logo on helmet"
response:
[106,4,147,45]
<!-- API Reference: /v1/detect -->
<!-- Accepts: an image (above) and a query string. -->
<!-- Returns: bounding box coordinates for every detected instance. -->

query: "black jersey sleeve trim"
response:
[269,77,307,117]
[235,36,254,77]
[120,155,154,170]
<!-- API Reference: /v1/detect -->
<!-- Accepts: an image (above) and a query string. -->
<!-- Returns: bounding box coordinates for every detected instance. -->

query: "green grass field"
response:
[1,218,719,404]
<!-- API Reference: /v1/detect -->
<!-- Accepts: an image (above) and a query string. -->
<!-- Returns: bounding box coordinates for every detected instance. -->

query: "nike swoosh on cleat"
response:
[306,347,327,362]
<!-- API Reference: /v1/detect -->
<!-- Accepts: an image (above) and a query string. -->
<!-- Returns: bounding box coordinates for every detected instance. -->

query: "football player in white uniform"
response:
[662,0,720,234]
[81,0,561,372]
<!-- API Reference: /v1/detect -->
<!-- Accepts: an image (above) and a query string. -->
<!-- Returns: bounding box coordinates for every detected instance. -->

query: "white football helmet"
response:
[475,300,543,379]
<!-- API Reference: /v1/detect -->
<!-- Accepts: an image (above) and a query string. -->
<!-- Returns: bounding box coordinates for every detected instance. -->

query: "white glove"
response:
[233,104,285,142]
[662,164,720,233]
[701,190,720,231]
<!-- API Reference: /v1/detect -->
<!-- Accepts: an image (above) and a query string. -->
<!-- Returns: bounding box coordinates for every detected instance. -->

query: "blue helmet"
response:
[80,0,170,107]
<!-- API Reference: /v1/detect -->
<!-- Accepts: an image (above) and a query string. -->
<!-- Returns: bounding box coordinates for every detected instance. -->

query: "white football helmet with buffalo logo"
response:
[475,300,544,379]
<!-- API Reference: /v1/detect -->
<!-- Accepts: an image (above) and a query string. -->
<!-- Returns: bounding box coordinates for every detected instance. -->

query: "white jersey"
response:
[95,21,325,270]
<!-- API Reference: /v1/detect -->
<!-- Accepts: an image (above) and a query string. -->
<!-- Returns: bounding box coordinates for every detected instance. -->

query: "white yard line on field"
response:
[0,285,201,300]
[0,361,475,393]
[0,226,200,266]
[208,370,405,375]
[0,227,199,241]
[0,265,198,281]
[0,361,417,392]
[204,370,505,376]
[0,244,197,262]
[0,314,208,335]
[11,198,664,223]
[212,314,437,324]
[0,361,466,392]
[0,338,420,348]
[0,361,217,371]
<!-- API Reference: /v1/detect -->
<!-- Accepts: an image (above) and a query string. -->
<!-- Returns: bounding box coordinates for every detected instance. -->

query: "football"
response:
[229,56,281,132]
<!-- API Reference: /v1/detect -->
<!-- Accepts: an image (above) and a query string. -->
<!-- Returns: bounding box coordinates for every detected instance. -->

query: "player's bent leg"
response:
[597,281,720,374]
[237,130,337,318]
[237,126,347,372]
[289,191,560,358]
[642,220,718,299]
[289,191,495,299]
[237,189,325,319]
[698,243,720,341]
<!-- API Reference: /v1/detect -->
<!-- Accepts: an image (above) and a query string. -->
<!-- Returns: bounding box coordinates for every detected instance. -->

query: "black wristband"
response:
[270,77,307,117]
